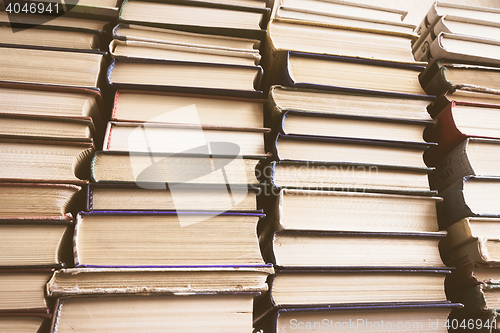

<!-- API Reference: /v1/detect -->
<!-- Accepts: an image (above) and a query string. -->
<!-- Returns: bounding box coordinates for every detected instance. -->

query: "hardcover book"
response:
[437,176,500,228]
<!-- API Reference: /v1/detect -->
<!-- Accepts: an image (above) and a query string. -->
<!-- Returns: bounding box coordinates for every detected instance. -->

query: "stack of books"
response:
[254,0,461,332]
[414,2,500,329]
[44,1,275,332]
[0,6,113,333]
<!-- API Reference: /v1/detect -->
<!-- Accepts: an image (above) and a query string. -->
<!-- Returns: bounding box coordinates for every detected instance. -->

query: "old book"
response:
[274,52,427,97]
[50,293,259,333]
[0,183,82,218]
[0,25,101,50]
[0,45,106,89]
[0,217,72,267]
[262,22,419,89]
[259,268,450,307]
[109,39,261,66]
[87,183,259,211]
[276,111,429,143]
[415,1,500,40]
[428,88,500,117]
[267,230,445,268]
[446,263,500,290]
[269,161,433,193]
[413,15,500,62]
[112,90,264,128]
[256,303,458,333]
[272,134,430,169]
[0,114,95,143]
[74,211,266,267]
[0,83,104,135]
[0,313,49,333]
[107,57,263,98]
[274,8,415,34]
[441,217,500,257]
[103,121,268,156]
[428,138,500,191]
[0,138,93,184]
[422,33,500,65]
[46,266,273,297]
[264,189,440,236]
[269,85,432,122]
[437,176,500,228]
[119,0,268,38]
[91,151,265,185]
[113,23,261,52]
[421,61,500,97]
[0,268,54,311]
[275,0,407,23]
[0,11,111,32]
[425,101,500,157]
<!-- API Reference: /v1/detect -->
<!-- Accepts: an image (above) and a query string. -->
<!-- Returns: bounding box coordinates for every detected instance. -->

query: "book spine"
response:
[440,239,487,268]
[440,218,474,251]
[428,140,473,192]
[436,178,473,228]
[423,67,451,97]
[415,3,441,38]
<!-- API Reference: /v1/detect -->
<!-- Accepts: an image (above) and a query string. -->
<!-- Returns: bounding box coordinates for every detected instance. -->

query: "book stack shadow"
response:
[414,1,500,331]
[45,0,277,332]
[0,3,118,333]
[254,1,462,332]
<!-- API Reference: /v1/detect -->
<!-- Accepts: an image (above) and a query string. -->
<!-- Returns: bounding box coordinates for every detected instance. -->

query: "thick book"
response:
[275,109,430,144]
[0,113,96,144]
[87,183,260,212]
[46,266,273,297]
[271,133,433,169]
[424,101,500,159]
[0,23,103,51]
[256,268,451,311]
[0,312,50,333]
[261,189,441,240]
[0,81,105,133]
[268,85,432,121]
[268,160,434,194]
[74,210,267,267]
[112,23,261,52]
[0,138,94,184]
[413,15,500,62]
[440,217,500,267]
[0,182,83,218]
[112,89,265,128]
[103,121,269,156]
[275,0,407,24]
[421,60,500,97]
[109,39,261,66]
[107,56,264,98]
[90,150,267,185]
[256,302,460,333]
[428,138,500,192]
[0,10,112,34]
[118,0,270,39]
[274,9,415,35]
[262,19,419,91]
[50,292,261,333]
[274,51,429,98]
[428,88,500,117]
[422,33,500,66]
[265,230,446,268]
[0,216,73,267]
[0,268,54,312]
[414,1,500,40]
[437,176,500,228]
[0,44,107,89]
